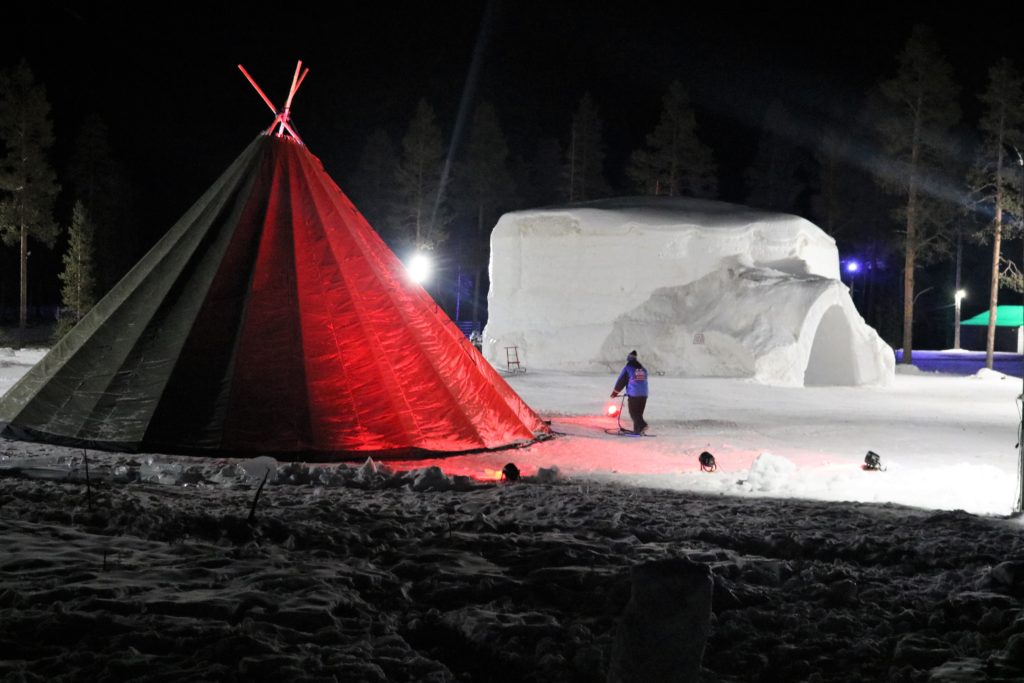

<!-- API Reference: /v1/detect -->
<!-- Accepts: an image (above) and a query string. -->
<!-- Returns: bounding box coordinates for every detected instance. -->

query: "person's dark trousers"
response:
[627,395,648,433]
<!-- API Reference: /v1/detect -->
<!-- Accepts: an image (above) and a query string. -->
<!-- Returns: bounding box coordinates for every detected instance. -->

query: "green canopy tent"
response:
[961,306,1024,328]
[960,306,1023,353]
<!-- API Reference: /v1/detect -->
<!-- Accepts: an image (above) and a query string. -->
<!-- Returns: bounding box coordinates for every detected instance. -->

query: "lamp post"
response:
[954,289,966,350]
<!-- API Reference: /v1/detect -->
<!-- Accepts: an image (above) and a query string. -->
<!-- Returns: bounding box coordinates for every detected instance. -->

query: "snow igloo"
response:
[483,197,894,386]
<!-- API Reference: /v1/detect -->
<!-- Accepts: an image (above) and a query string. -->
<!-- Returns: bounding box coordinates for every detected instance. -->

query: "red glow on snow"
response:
[374,418,853,485]
[383,457,535,482]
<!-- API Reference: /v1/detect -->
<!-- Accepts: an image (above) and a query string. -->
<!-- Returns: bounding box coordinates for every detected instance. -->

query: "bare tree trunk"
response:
[953,232,963,350]
[902,177,919,365]
[568,123,577,202]
[472,203,484,325]
[19,224,28,346]
[902,104,923,367]
[902,236,916,365]
[985,216,1002,369]
[984,144,1007,368]
[866,252,876,323]
[473,268,487,330]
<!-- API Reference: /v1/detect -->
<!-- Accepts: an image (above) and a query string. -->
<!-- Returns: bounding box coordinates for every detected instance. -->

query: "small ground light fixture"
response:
[501,462,521,482]
[863,451,884,471]
[699,451,716,472]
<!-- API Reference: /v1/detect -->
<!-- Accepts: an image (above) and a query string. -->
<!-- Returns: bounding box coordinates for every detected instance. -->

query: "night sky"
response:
[3,2,1023,339]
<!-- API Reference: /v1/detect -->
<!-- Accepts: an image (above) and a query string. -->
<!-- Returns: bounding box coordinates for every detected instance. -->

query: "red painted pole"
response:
[238,64,278,114]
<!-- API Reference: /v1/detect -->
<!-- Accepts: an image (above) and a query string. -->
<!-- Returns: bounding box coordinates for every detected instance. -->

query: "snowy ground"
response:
[3,347,1024,681]
[414,366,1024,517]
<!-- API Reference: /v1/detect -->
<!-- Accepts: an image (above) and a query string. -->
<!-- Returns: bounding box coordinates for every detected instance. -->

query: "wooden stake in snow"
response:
[248,469,270,525]
[238,61,309,144]
[83,449,92,511]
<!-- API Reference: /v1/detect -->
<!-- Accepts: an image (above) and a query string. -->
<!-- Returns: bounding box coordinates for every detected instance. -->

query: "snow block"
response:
[485,197,893,386]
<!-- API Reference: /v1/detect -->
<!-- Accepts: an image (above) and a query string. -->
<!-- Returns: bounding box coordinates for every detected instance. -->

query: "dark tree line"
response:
[2,25,1022,361]
[0,60,135,346]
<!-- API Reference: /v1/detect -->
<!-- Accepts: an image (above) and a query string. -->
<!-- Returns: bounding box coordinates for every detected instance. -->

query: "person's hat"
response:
[627,350,637,360]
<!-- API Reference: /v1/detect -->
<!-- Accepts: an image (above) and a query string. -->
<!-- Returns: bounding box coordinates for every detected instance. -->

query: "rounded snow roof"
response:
[504,196,824,233]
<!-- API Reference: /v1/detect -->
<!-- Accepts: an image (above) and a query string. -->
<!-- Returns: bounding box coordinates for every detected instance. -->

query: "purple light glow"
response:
[846,261,860,273]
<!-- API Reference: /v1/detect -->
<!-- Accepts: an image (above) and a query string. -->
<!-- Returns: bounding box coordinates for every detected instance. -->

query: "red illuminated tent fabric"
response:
[0,129,549,458]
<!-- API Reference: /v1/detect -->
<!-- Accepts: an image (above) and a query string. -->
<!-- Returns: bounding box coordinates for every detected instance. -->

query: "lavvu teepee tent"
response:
[0,63,549,458]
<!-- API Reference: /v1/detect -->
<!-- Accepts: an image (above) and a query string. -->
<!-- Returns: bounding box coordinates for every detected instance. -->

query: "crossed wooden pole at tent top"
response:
[238,61,308,144]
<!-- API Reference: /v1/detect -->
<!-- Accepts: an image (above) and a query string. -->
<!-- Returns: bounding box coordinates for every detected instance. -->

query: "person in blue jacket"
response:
[611,350,649,434]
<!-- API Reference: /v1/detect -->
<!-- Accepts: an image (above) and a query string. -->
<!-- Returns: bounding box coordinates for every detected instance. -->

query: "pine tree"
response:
[68,113,136,296]
[452,102,517,323]
[454,102,516,236]
[812,126,845,237]
[810,106,892,244]
[744,100,813,213]
[520,138,563,207]
[56,201,96,338]
[968,58,1024,369]
[564,93,609,201]
[393,99,449,250]
[810,110,902,342]
[0,60,60,344]
[627,81,717,198]
[874,25,961,365]
[349,128,398,232]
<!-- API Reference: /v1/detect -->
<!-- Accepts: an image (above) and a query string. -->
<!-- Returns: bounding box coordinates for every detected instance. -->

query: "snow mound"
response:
[743,452,796,492]
[974,367,1012,381]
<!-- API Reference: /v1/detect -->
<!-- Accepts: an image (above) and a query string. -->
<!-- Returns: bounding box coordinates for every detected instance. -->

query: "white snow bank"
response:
[742,452,797,492]
[484,197,892,386]
[0,347,49,397]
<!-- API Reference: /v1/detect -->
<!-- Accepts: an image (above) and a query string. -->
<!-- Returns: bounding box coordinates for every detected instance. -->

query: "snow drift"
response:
[484,197,893,386]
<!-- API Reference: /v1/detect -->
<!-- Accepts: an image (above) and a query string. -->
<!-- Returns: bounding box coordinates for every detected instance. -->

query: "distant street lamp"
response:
[953,289,966,350]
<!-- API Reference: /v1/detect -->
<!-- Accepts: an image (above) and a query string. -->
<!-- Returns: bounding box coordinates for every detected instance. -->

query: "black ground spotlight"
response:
[863,451,884,471]
[501,462,521,482]
[698,451,716,473]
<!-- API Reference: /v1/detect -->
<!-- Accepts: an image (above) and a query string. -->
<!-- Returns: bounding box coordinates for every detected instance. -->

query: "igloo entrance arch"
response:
[804,305,859,386]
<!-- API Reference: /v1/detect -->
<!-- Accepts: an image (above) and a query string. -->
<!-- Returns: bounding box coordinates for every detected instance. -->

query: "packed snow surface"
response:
[3,347,1024,681]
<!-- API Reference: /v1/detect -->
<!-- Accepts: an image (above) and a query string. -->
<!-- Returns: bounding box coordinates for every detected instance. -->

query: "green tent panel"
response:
[961,305,1024,327]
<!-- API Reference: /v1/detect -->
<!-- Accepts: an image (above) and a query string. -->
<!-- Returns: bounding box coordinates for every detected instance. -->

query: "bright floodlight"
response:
[407,253,432,283]
[955,289,967,302]
[846,260,860,273]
